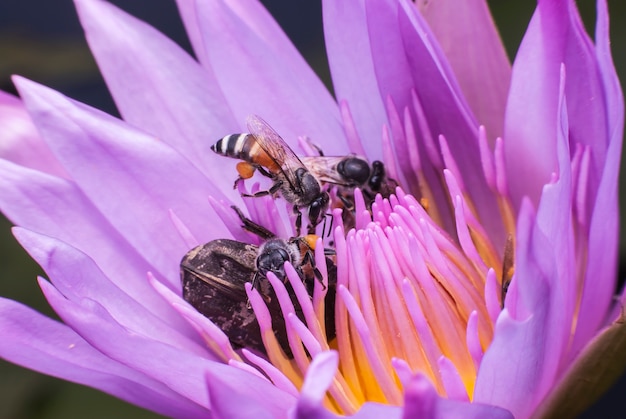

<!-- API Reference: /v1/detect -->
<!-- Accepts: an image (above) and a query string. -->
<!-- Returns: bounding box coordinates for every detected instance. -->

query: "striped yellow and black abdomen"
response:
[211,134,280,173]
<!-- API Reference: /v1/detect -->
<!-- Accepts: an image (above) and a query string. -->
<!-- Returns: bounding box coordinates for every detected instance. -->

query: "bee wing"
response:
[246,115,309,192]
[300,156,355,186]
[180,239,258,298]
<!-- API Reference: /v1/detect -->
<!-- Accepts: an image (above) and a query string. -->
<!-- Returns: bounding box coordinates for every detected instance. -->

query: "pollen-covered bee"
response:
[180,208,336,356]
[211,115,330,236]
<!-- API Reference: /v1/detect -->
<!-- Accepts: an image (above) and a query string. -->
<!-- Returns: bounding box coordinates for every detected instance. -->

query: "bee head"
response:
[257,239,300,281]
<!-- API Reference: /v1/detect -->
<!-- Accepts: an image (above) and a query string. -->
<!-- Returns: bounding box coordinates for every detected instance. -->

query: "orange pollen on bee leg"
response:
[236,161,256,179]
[303,234,319,250]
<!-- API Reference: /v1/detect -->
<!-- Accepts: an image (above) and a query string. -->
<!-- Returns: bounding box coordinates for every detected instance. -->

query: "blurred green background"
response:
[0,0,624,418]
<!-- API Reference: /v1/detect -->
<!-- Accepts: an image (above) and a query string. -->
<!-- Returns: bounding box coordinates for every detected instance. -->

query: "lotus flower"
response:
[0,0,623,417]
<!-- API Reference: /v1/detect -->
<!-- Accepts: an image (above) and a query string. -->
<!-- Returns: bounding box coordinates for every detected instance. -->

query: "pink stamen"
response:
[313,240,333,341]
[287,312,323,356]
[410,89,441,169]
[245,283,286,359]
[340,100,367,157]
[284,263,327,346]
[574,145,592,228]
[338,285,403,404]
[437,356,469,401]
[228,359,269,381]
[381,124,404,188]
[403,106,423,175]
[386,96,416,189]
[401,278,444,389]
[484,268,502,326]
[465,310,483,370]
[478,126,497,191]
[297,136,320,157]
[168,209,200,249]
[353,188,371,230]
[264,271,310,371]
[452,194,489,277]
[493,137,510,198]
[439,134,466,193]
[241,349,299,397]
[148,274,239,361]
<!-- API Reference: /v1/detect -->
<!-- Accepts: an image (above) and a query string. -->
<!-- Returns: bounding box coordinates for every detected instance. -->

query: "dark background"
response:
[0,1,623,417]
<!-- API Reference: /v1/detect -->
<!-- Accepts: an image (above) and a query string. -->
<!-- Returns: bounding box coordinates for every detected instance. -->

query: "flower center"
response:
[197,107,518,413]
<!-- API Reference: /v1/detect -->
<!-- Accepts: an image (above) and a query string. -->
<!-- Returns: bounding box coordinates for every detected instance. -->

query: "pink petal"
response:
[39,279,215,408]
[416,0,511,138]
[366,0,502,241]
[179,0,346,154]
[504,0,610,209]
[0,297,208,418]
[293,351,340,419]
[14,77,232,286]
[402,373,513,419]
[476,73,576,415]
[14,228,207,354]
[473,200,554,417]
[75,0,240,193]
[572,0,624,351]
[322,0,388,159]
[205,366,296,419]
[0,90,67,177]
[0,160,192,331]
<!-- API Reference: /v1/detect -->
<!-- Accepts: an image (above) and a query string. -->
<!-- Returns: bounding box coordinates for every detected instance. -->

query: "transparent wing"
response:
[300,156,354,186]
[246,115,307,191]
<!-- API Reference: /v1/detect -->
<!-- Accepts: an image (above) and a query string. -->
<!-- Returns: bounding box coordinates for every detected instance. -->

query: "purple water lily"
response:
[0,0,623,418]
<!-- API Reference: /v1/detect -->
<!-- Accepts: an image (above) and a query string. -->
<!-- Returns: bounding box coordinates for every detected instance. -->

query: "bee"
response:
[300,155,398,205]
[211,115,330,236]
[180,208,336,356]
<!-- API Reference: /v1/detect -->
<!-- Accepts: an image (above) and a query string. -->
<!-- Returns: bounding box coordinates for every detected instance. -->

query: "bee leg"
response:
[230,206,276,240]
[310,142,325,157]
[257,166,273,179]
[338,192,355,211]
[302,250,326,290]
[242,181,283,198]
[323,213,333,238]
[247,271,271,308]
[294,205,303,237]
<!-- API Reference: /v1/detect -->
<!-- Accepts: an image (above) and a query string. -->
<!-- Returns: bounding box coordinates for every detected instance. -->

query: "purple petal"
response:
[571,0,624,352]
[366,0,502,242]
[0,90,67,177]
[14,228,208,354]
[415,0,511,138]
[473,202,555,417]
[322,0,388,159]
[402,373,513,419]
[293,351,340,419]
[39,279,217,408]
[0,297,208,418]
[0,160,194,333]
[14,77,232,285]
[75,0,241,192]
[181,0,346,153]
[476,70,576,416]
[504,0,609,208]
[205,365,295,419]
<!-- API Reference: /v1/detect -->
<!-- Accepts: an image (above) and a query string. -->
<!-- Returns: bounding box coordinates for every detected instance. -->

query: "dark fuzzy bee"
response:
[180,209,336,357]
[211,115,330,236]
[300,155,398,205]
